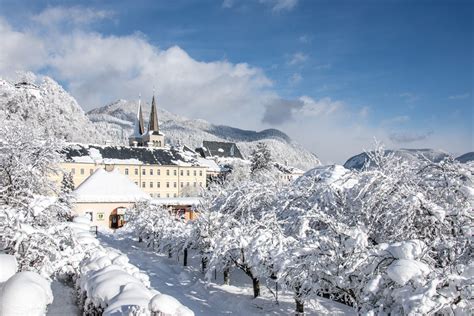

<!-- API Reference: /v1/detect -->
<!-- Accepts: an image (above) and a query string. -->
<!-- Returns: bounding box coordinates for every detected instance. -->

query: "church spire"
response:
[148,92,159,133]
[133,94,145,137]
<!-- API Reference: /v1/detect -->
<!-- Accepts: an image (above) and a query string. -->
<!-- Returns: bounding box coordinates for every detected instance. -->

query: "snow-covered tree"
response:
[250,142,272,174]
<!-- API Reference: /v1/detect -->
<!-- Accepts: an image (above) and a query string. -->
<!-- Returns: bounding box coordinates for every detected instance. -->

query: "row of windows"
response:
[134,181,202,188]
[70,168,94,176]
[125,168,203,177]
[69,167,204,177]
[151,193,177,198]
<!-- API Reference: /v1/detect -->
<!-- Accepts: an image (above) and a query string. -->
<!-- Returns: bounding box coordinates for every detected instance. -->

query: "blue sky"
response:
[0,0,472,162]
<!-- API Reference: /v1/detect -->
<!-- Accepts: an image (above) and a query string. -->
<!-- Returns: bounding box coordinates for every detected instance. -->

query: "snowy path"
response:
[47,280,80,316]
[98,232,355,315]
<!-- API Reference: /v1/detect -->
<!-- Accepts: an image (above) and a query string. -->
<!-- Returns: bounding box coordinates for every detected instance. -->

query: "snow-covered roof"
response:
[62,144,207,168]
[197,141,244,159]
[151,197,202,206]
[73,169,150,203]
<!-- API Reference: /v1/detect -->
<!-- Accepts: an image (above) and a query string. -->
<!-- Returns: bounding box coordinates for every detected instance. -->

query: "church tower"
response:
[129,95,145,146]
[142,93,165,148]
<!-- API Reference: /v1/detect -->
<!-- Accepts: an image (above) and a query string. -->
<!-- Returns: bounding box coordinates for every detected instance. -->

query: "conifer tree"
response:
[250,142,272,174]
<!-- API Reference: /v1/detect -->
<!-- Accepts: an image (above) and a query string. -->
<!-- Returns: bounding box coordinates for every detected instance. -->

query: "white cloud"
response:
[298,34,310,43]
[289,72,302,85]
[359,106,370,118]
[448,93,470,100]
[298,96,343,117]
[288,52,308,65]
[31,6,114,27]
[0,18,47,75]
[260,0,298,12]
[399,92,420,103]
[222,0,234,8]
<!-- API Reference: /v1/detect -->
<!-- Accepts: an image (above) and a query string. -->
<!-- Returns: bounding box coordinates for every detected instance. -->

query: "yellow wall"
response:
[59,162,207,198]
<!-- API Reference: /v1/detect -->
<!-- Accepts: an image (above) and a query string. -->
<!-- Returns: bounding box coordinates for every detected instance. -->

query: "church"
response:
[58,94,219,228]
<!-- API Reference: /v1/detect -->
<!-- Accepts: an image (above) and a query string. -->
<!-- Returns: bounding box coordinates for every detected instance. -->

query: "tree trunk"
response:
[223,268,230,285]
[295,298,304,315]
[201,257,208,273]
[252,277,260,298]
[183,248,188,266]
[168,247,172,258]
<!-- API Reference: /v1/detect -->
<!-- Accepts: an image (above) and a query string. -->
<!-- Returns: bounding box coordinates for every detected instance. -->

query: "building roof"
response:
[73,169,150,202]
[62,144,211,167]
[198,141,244,159]
[148,95,159,132]
[131,98,145,138]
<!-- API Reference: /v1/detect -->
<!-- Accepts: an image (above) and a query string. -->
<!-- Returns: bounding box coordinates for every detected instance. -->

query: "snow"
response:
[149,294,194,316]
[0,271,53,316]
[97,232,355,316]
[386,259,430,286]
[73,168,150,202]
[0,254,17,283]
[29,196,57,217]
[46,280,80,316]
[151,197,202,206]
[103,283,156,315]
[384,240,426,260]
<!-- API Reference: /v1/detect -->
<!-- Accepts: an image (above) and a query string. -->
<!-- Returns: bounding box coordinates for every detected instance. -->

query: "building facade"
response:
[58,94,212,198]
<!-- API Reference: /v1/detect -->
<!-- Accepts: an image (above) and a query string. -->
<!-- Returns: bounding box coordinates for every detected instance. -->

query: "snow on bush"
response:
[124,143,473,315]
[0,271,53,316]
[72,216,194,315]
[0,254,17,283]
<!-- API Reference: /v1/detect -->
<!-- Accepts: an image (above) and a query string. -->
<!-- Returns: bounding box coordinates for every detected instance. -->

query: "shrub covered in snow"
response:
[125,144,473,315]
[0,271,53,316]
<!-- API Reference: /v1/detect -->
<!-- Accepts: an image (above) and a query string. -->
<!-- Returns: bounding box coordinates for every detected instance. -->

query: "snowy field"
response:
[98,230,355,316]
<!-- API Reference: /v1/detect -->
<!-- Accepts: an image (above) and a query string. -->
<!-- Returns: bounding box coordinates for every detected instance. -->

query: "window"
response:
[166,170,170,176]
[173,193,177,197]
[199,170,203,176]
[150,169,153,175]
[80,168,84,175]
[90,169,93,175]
[142,182,146,188]
[158,169,161,175]
[166,182,170,188]
[135,182,138,185]
[181,182,184,188]
[125,168,129,175]
[194,182,197,187]
[187,170,190,176]
[142,169,146,175]
[135,168,138,175]
[186,182,190,187]
[150,182,153,188]
[71,168,75,175]
[173,182,177,188]
[180,170,183,176]
[193,170,196,176]
[166,193,170,198]
[199,182,202,187]
[157,193,160,198]
[174,170,177,176]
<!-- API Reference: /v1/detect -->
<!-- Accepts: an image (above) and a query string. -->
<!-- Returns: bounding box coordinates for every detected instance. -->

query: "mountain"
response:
[0,74,111,144]
[87,99,321,170]
[344,149,451,170]
[456,152,474,163]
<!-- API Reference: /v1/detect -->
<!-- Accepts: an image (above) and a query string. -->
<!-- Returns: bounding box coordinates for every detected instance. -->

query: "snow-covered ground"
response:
[46,280,80,316]
[98,231,355,315]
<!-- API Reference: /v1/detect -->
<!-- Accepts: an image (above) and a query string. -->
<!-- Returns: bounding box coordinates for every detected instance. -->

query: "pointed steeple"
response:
[148,92,159,133]
[132,94,145,137]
